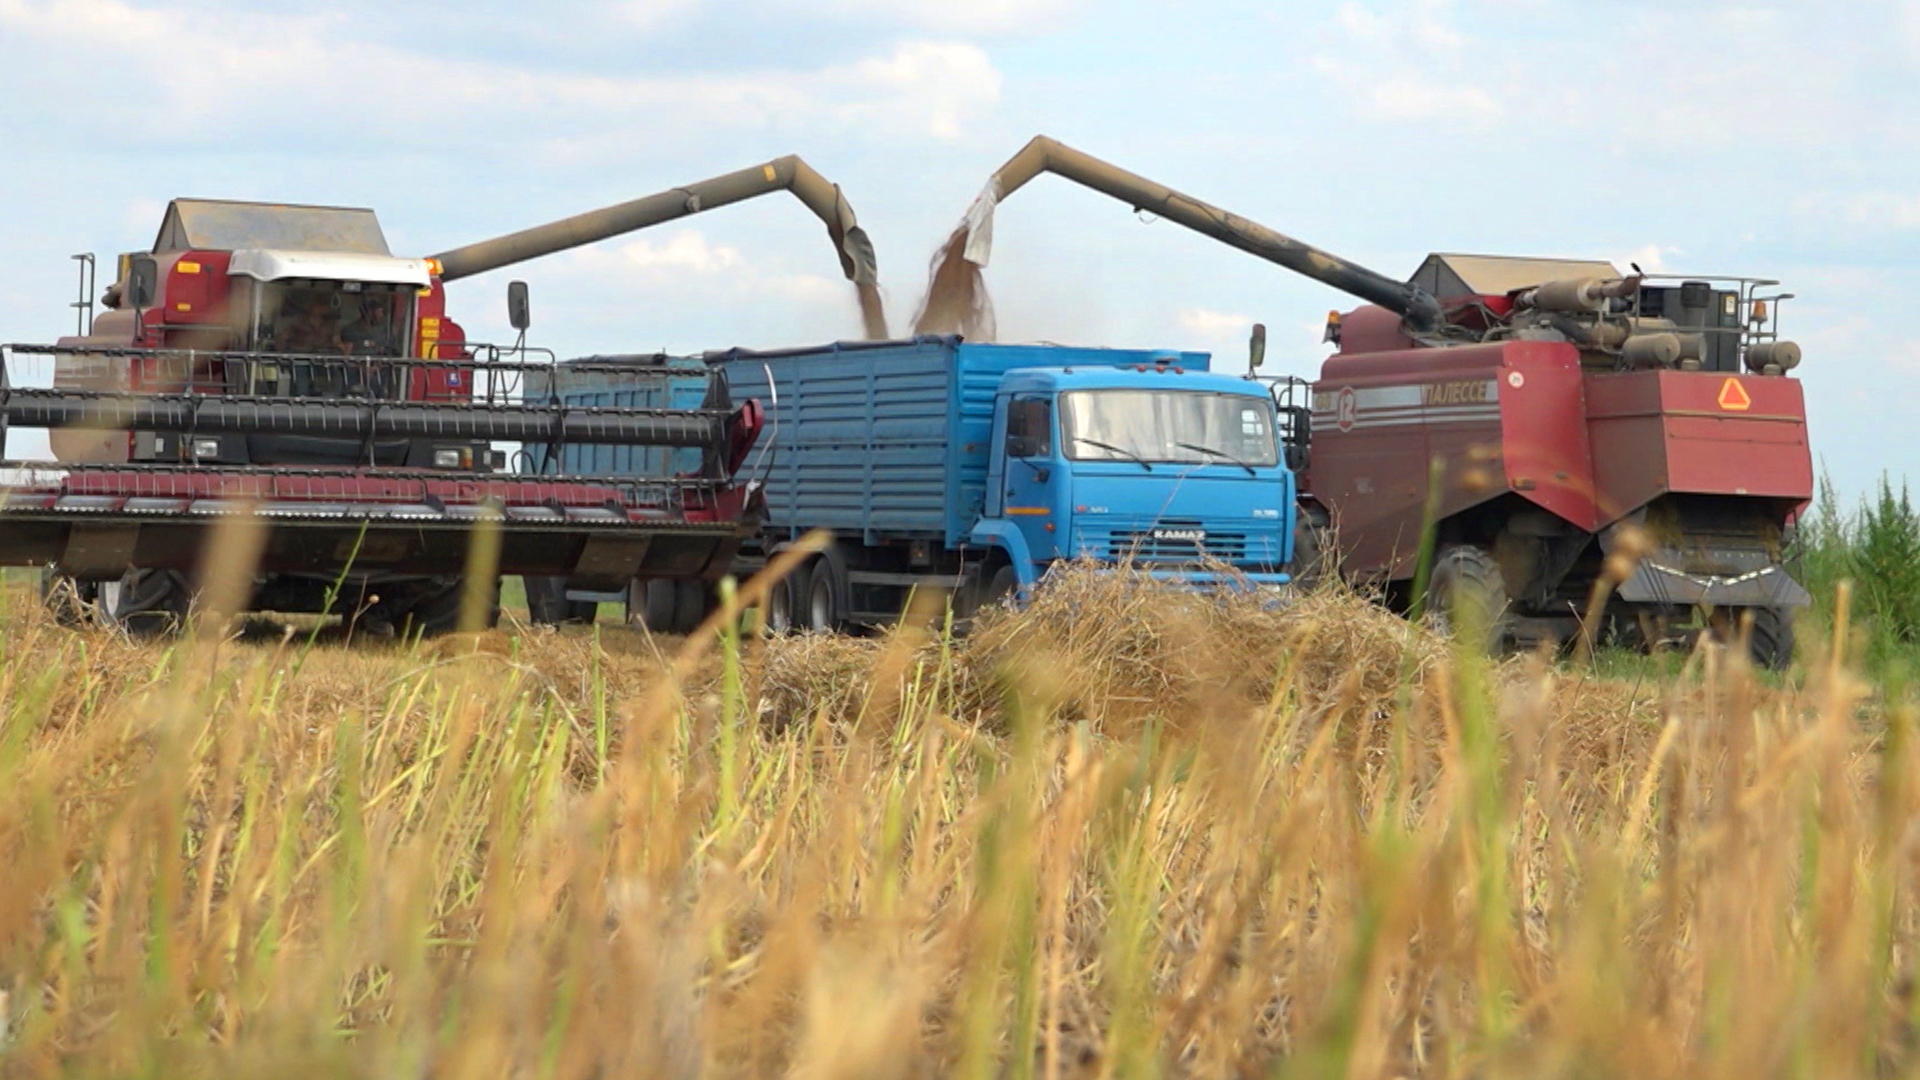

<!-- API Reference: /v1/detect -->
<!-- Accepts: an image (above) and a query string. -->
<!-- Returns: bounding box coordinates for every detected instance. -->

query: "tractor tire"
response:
[38,569,98,627]
[523,576,597,626]
[384,577,499,638]
[1290,518,1333,591]
[1714,605,1795,671]
[103,569,195,637]
[634,580,679,633]
[1425,544,1511,651]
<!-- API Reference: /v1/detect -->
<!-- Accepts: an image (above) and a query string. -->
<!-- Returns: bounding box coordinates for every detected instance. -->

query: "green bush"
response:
[1788,471,1920,671]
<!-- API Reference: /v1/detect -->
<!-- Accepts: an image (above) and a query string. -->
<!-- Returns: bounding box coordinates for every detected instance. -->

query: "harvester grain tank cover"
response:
[1410,253,1622,298]
[154,199,391,255]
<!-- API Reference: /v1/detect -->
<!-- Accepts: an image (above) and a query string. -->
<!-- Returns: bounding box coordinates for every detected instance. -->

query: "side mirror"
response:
[507,280,531,331]
[1248,322,1267,372]
[127,257,158,311]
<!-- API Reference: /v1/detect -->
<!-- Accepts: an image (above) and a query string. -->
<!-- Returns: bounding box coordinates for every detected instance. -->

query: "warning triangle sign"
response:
[1717,377,1752,412]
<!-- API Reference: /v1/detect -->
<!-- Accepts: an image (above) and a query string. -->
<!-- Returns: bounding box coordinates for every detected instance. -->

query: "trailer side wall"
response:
[714,338,1208,546]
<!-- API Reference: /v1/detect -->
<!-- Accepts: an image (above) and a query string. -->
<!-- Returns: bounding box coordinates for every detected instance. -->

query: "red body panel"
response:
[413,280,470,401]
[1309,343,1508,578]
[1585,370,1812,522]
[1498,343,1597,530]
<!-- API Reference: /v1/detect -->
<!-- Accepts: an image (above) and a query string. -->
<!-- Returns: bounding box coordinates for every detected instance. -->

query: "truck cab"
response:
[976,365,1294,593]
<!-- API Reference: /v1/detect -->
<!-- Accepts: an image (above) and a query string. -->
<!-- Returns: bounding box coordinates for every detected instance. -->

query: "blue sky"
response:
[1,0,1914,499]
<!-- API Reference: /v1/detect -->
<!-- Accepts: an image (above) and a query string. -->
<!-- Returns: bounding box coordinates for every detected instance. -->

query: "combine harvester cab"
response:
[926,135,1814,667]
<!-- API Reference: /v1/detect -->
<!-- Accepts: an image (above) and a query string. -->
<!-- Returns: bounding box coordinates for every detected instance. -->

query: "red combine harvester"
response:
[940,136,1813,666]
[2,158,879,634]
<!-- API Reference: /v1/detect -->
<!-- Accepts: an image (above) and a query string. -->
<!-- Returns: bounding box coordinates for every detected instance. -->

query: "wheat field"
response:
[0,550,1914,1078]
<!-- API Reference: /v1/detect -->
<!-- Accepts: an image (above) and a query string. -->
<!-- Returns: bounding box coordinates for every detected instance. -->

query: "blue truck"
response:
[529,336,1295,630]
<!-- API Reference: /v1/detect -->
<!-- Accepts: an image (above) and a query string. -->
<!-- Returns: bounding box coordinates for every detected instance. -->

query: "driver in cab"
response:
[277,293,348,355]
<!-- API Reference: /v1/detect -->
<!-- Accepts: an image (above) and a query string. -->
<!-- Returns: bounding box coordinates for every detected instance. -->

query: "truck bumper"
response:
[1049,564,1291,590]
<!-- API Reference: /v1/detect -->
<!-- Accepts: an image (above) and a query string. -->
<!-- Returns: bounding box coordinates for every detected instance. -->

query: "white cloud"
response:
[1304,1,1910,152]
[548,227,857,318]
[1362,78,1501,123]
[1900,0,1920,58]
[1310,0,1502,127]
[612,0,701,32]
[1174,306,1267,357]
[1177,307,1255,337]
[1615,244,1682,274]
[797,0,1081,34]
[814,41,1004,140]
[0,0,1002,151]
[1894,339,1920,376]
[1839,192,1920,230]
[575,230,745,276]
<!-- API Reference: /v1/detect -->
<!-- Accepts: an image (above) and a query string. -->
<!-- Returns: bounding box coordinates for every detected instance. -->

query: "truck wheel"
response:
[805,559,843,633]
[980,564,1020,611]
[38,569,97,627]
[524,575,596,626]
[1425,544,1510,650]
[103,569,195,637]
[764,572,797,635]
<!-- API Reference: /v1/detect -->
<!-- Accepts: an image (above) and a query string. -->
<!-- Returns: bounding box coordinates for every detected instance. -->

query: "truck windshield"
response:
[1061,389,1278,467]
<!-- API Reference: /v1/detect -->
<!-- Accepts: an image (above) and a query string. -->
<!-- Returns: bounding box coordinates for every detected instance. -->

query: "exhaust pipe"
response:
[949,135,1442,330]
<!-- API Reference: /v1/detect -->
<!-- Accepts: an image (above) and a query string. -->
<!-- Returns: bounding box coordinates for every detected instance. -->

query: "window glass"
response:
[254,280,412,358]
[243,279,414,399]
[1005,396,1051,458]
[1061,390,1278,466]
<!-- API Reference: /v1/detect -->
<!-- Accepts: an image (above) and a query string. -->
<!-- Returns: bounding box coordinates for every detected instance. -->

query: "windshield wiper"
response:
[1070,436,1153,471]
[1175,441,1256,476]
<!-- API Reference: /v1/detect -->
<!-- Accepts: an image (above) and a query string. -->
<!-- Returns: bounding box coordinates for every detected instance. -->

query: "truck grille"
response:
[1106,529,1249,562]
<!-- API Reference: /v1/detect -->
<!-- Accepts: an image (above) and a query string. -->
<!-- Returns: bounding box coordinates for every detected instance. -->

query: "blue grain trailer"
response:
[711,336,1294,630]
[529,337,1296,630]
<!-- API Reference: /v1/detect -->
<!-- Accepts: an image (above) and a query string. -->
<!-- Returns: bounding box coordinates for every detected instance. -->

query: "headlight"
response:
[192,438,220,459]
[433,449,464,469]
